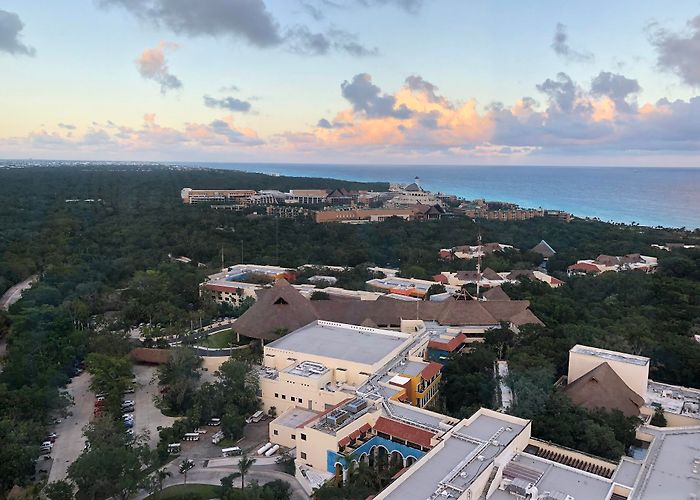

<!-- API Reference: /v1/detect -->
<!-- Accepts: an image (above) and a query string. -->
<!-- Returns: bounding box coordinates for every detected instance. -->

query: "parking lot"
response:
[46,364,176,482]
[47,371,93,483]
[132,364,175,447]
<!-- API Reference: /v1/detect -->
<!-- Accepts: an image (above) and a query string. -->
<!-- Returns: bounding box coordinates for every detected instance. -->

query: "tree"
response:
[68,419,151,500]
[238,454,256,491]
[651,406,667,427]
[425,283,446,300]
[45,480,74,500]
[150,467,171,499]
[158,348,201,413]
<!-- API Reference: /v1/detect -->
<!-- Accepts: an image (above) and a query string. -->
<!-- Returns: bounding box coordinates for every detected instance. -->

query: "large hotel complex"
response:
[198,264,700,499]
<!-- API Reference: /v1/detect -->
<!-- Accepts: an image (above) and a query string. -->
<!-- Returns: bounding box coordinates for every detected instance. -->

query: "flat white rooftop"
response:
[381,412,526,500]
[274,407,319,429]
[634,428,700,499]
[570,344,650,366]
[267,320,410,365]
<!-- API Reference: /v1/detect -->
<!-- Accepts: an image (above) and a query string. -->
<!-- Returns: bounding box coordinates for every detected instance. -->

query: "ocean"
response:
[195,163,700,229]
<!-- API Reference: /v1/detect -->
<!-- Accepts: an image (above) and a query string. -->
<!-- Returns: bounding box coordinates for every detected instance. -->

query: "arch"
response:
[334,463,343,484]
[359,453,368,464]
[406,456,417,466]
[390,450,402,467]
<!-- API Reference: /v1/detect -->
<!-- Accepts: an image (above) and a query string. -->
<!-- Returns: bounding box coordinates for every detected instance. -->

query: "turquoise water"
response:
[194,163,700,229]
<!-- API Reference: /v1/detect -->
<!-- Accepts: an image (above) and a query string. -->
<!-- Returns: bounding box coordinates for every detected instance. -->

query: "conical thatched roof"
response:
[564,362,644,417]
[232,279,319,340]
[531,240,556,258]
[482,286,511,301]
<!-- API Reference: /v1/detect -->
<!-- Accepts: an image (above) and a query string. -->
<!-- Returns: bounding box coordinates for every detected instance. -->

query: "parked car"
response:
[122,400,134,407]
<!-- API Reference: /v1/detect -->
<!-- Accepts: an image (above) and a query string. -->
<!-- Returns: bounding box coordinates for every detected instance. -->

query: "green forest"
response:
[0,164,698,496]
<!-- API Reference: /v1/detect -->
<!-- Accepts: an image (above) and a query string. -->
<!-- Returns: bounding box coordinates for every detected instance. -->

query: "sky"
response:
[2,0,700,166]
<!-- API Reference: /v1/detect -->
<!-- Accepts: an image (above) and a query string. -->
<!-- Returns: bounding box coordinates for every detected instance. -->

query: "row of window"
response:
[273,393,308,405]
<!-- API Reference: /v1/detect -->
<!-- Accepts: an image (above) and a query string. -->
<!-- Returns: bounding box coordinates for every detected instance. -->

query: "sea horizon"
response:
[189,162,700,230]
[3,159,699,229]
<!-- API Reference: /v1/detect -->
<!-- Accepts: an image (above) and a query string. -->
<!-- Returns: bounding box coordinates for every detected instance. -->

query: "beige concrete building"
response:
[567,344,650,398]
[259,320,439,415]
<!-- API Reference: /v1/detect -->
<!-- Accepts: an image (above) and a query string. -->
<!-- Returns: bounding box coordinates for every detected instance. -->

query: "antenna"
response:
[221,245,224,271]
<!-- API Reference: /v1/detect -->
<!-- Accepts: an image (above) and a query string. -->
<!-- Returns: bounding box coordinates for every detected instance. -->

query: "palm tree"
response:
[237,454,256,491]
[155,468,171,499]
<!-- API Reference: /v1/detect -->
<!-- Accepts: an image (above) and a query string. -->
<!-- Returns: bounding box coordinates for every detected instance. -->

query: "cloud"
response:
[99,0,282,47]
[299,1,324,20]
[590,71,640,111]
[135,41,182,93]
[286,26,377,56]
[355,0,424,13]
[100,0,375,57]
[203,95,252,112]
[341,73,412,118]
[0,9,36,56]
[649,15,700,86]
[551,23,593,63]
[536,72,577,112]
[0,114,265,159]
[58,123,76,130]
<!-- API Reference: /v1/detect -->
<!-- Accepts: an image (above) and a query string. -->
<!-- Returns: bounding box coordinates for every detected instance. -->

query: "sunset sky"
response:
[2,0,700,165]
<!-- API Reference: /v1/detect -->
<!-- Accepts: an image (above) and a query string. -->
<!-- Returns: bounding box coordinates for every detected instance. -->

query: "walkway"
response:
[135,464,308,500]
[497,360,513,411]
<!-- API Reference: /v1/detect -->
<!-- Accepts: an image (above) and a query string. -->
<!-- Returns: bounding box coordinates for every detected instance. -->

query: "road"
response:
[0,274,38,310]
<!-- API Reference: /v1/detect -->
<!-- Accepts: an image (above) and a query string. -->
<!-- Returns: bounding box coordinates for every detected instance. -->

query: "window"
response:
[273,430,278,435]
[290,397,295,402]
[298,398,303,404]
[282,395,286,400]
[300,452,307,459]
[301,433,306,441]
[275,393,279,398]
[291,434,295,440]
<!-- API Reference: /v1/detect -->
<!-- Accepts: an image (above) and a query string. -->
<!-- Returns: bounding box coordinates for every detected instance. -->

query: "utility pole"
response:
[476,227,482,300]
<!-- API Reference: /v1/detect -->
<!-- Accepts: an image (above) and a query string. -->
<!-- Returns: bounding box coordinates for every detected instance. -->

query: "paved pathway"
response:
[497,360,513,411]
[0,274,38,310]
[135,464,308,499]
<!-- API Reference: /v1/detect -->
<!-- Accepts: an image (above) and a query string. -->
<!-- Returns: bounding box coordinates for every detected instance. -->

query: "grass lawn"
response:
[145,484,222,500]
[201,329,237,348]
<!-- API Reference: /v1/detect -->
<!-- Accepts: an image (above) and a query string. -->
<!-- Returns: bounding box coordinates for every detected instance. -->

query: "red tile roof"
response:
[421,362,443,381]
[204,283,242,293]
[428,333,466,352]
[374,417,434,448]
[568,262,601,273]
[433,273,449,283]
[338,423,373,447]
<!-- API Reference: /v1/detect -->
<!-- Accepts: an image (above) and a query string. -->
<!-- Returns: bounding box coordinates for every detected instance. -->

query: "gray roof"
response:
[383,413,526,499]
[634,429,700,499]
[267,320,409,365]
[274,407,319,429]
[490,453,614,500]
[570,345,650,367]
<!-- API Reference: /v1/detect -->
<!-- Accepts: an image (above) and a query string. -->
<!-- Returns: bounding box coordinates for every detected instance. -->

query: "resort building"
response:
[180,188,256,205]
[439,242,514,261]
[259,320,443,415]
[567,254,658,276]
[231,280,543,343]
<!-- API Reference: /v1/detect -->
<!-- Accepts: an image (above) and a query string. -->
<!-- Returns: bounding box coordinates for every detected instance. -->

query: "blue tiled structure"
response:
[326,435,426,473]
